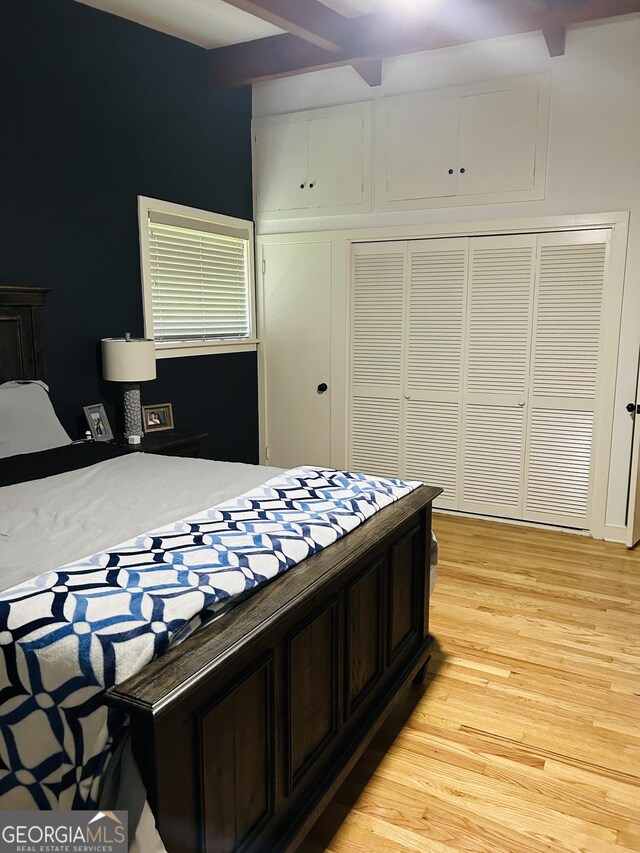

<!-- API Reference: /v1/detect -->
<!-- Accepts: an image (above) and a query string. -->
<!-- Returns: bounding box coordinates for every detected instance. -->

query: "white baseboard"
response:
[433,508,589,536]
[434,510,630,544]
[602,523,627,544]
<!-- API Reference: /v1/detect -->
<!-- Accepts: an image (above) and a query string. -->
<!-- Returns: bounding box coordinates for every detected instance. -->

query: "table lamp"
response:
[102,334,156,443]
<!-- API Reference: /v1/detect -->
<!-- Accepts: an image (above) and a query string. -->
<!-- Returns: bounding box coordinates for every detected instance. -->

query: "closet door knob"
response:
[309,182,315,188]
[300,183,306,189]
[317,382,328,394]
[626,402,639,414]
[448,169,454,175]
[518,400,526,407]
[459,167,466,174]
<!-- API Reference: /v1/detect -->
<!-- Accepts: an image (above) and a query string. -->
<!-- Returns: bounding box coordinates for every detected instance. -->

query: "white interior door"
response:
[261,242,331,468]
[350,242,407,477]
[403,238,469,507]
[626,357,640,547]
[524,230,609,529]
[461,235,536,516]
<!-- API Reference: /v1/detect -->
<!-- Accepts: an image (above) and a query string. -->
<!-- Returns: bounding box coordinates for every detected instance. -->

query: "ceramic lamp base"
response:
[123,383,143,439]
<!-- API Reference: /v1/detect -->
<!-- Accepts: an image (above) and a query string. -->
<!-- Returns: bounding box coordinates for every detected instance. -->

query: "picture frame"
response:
[142,403,174,433]
[83,403,114,442]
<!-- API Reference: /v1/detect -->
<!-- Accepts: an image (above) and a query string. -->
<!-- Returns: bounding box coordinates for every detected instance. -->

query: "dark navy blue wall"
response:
[0,0,258,461]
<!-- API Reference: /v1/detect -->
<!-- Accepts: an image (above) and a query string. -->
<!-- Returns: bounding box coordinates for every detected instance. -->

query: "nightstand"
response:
[113,429,209,458]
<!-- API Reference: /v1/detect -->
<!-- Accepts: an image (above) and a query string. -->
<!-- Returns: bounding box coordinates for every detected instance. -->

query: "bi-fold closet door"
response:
[350,229,610,529]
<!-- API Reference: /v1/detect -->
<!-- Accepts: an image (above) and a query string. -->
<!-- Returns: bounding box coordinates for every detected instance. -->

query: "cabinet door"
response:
[383,96,459,202]
[261,242,331,468]
[457,86,539,196]
[255,120,308,213]
[307,112,367,209]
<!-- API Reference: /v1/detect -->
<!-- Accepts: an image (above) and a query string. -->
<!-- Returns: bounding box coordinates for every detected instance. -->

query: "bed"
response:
[0,285,441,852]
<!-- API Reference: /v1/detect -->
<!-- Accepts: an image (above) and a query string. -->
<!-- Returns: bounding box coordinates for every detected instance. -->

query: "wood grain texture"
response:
[209,0,640,86]
[300,514,640,853]
[0,285,50,383]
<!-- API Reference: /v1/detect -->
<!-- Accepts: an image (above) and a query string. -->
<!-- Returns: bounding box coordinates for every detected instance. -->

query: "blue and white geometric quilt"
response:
[0,466,419,811]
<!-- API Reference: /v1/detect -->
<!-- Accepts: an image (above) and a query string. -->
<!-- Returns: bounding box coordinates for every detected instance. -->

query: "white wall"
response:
[253,15,640,535]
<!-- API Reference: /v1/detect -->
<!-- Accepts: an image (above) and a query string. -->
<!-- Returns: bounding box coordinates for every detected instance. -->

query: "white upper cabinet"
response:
[385,98,459,201]
[457,86,540,196]
[377,75,550,211]
[253,104,372,218]
[254,121,308,213]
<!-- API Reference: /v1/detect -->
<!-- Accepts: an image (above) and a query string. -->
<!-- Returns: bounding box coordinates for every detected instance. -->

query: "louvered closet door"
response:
[404,239,468,508]
[523,230,609,528]
[461,235,536,516]
[350,242,406,477]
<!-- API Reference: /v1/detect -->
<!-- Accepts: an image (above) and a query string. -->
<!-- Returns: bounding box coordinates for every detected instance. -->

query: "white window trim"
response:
[138,196,258,358]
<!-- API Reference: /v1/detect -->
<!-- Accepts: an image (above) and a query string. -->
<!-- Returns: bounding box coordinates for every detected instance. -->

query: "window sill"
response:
[154,340,258,359]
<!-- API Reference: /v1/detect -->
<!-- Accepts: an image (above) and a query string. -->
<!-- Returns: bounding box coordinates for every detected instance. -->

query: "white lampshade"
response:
[102,337,156,382]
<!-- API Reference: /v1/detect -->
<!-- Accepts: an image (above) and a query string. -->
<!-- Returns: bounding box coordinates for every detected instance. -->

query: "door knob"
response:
[626,402,640,414]
[317,382,328,394]
[518,400,526,407]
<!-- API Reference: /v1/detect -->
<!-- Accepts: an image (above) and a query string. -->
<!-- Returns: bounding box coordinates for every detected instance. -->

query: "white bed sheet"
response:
[0,453,283,593]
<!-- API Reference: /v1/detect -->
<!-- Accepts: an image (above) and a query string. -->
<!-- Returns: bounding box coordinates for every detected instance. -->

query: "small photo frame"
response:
[142,403,174,433]
[83,403,113,442]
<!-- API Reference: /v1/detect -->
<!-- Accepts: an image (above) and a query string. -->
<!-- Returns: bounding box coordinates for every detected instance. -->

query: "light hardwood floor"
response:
[300,513,640,852]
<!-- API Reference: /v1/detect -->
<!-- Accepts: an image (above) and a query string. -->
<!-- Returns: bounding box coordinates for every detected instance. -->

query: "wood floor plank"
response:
[300,514,640,852]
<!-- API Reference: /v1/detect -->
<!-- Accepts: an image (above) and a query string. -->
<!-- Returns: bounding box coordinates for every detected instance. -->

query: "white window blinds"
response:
[147,210,252,344]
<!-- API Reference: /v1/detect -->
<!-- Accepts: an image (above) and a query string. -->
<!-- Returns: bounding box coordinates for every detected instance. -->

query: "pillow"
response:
[0,381,72,459]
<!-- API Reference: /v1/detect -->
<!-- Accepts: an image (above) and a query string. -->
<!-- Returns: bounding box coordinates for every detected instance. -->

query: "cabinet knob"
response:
[626,402,639,414]
[300,183,306,189]
[459,167,466,174]
[317,382,328,394]
[309,182,315,188]
[448,169,454,175]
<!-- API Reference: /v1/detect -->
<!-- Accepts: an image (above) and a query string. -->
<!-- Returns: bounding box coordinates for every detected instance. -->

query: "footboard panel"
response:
[108,485,440,853]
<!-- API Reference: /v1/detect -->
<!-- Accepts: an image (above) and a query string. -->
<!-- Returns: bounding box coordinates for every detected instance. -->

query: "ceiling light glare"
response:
[389,0,441,13]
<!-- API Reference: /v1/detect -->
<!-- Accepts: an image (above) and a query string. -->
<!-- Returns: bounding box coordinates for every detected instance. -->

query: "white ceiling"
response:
[74,0,394,49]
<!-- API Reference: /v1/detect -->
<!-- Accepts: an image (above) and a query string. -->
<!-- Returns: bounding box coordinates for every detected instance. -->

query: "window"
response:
[139,197,256,357]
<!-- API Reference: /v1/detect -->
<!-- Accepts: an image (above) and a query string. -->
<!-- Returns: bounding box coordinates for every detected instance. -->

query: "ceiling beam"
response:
[351,59,383,87]
[220,0,348,53]
[210,0,640,87]
[543,26,566,56]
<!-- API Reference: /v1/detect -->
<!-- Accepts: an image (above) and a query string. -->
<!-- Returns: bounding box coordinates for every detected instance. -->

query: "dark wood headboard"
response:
[0,286,50,383]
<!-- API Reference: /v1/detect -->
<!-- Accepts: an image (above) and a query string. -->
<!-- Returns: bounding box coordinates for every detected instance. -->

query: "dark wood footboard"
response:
[108,484,441,853]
